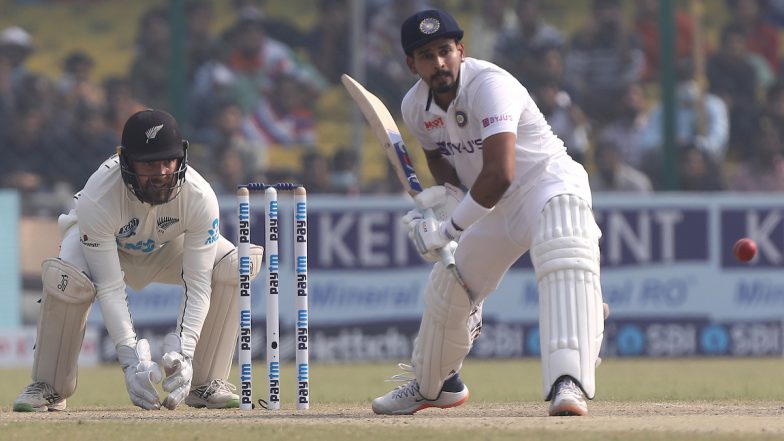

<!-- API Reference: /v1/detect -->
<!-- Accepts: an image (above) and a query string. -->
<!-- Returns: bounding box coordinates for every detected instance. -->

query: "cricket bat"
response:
[341,74,469,293]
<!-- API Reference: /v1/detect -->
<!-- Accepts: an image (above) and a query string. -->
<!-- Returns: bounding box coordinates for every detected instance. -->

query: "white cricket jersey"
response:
[401,57,587,200]
[61,155,220,353]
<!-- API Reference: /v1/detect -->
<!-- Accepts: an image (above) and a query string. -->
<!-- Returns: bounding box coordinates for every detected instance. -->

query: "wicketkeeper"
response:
[13,109,263,411]
[372,9,605,416]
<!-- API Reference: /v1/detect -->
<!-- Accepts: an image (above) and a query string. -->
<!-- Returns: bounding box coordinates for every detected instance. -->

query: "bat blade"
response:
[341,73,423,196]
[341,74,473,297]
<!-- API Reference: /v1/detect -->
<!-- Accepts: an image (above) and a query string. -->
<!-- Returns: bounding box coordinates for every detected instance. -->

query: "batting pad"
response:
[33,258,97,398]
[412,262,474,400]
[192,245,263,386]
[531,194,604,400]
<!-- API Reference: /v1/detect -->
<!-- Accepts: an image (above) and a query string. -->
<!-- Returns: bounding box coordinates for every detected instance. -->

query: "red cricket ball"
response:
[733,238,757,262]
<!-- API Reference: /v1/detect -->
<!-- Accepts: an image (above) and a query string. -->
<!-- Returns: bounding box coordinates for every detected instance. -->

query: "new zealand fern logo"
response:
[145,124,164,143]
[157,216,180,233]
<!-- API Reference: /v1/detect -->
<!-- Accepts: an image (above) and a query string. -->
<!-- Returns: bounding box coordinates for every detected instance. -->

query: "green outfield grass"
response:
[2,358,784,441]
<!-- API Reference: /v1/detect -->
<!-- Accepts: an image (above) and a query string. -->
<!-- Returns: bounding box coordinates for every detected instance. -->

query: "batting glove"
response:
[117,339,163,410]
[409,217,462,256]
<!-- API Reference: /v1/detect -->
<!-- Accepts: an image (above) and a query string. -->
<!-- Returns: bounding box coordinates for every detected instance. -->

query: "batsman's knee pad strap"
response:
[531,195,604,400]
[191,245,262,385]
[34,258,97,398]
[412,262,474,400]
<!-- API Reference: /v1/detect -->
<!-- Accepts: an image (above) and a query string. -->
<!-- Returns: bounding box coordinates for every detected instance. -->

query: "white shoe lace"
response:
[559,378,584,398]
[21,382,61,403]
[197,379,237,398]
[384,363,422,400]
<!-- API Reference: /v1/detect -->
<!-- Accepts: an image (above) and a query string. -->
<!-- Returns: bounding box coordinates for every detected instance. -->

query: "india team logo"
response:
[419,17,440,35]
[455,110,467,127]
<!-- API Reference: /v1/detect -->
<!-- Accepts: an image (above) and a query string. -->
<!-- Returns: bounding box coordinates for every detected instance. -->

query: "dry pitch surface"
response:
[3,359,784,441]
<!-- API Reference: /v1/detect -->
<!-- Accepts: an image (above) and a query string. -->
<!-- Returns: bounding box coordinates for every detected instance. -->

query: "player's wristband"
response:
[449,191,493,232]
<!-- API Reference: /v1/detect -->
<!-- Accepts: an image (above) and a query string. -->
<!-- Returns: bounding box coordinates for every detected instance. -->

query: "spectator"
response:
[0,51,14,138]
[199,98,267,182]
[532,78,590,164]
[726,0,780,76]
[364,0,427,111]
[299,149,332,193]
[597,82,650,169]
[0,103,59,192]
[129,7,171,110]
[185,0,221,82]
[635,0,696,83]
[678,145,726,191]
[706,23,762,157]
[0,26,34,89]
[303,0,351,84]
[494,0,563,88]
[642,60,729,164]
[465,0,515,61]
[330,146,360,194]
[728,120,784,191]
[55,104,120,192]
[763,80,784,140]
[242,74,318,148]
[589,140,653,192]
[231,0,306,49]
[564,0,645,127]
[103,76,146,137]
[219,15,325,113]
[55,51,104,128]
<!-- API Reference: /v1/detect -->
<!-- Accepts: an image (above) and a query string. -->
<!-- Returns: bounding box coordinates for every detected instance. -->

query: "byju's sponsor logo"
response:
[117,218,139,239]
[481,113,512,128]
[157,216,179,233]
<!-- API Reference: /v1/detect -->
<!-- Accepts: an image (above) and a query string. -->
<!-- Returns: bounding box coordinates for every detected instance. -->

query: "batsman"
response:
[13,109,263,411]
[372,9,605,416]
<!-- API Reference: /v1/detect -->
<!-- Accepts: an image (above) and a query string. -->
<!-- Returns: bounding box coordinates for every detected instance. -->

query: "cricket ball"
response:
[733,238,757,262]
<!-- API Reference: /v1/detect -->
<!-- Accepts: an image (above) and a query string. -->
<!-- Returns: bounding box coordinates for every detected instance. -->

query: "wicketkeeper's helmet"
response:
[118,109,188,205]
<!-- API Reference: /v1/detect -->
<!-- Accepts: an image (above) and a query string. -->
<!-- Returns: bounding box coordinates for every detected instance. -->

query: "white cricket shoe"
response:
[13,381,67,412]
[548,376,588,416]
[184,379,239,409]
[372,371,469,415]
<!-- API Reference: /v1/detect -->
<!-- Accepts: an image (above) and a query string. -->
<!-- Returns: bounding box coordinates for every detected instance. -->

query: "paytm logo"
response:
[722,209,784,267]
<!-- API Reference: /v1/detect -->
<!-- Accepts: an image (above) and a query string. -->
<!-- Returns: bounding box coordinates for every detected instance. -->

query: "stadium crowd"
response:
[2,0,784,215]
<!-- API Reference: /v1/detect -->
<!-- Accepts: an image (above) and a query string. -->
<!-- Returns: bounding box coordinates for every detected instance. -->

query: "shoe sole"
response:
[373,389,470,415]
[13,403,66,412]
[185,398,240,409]
[549,403,587,416]
[412,390,470,414]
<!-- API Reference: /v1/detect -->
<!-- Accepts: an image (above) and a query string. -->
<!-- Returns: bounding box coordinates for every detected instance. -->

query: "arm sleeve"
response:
[472,75,524,140]
[175,189,220,358]
[75,194,137,348]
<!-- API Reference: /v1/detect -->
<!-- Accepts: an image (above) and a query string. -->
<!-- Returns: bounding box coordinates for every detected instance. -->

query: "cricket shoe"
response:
[548,376,588,416]
[13,381,67,412]
[372,369,469,415]
[184,379,239,409]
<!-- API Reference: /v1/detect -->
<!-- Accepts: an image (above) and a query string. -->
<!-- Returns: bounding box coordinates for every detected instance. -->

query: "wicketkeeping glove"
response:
[161,333,194,410]
[116,339,163,410]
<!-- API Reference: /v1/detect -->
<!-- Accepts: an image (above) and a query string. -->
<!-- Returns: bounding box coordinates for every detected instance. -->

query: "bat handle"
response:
[422,207,473,301]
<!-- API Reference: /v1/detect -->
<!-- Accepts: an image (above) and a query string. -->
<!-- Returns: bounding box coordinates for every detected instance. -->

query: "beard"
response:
[138,174,176,205]
[430,70,457,94]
